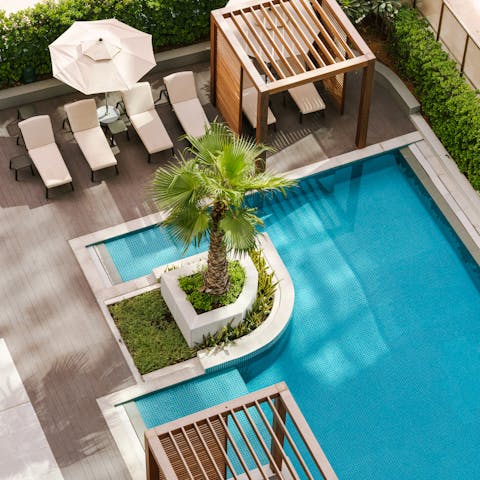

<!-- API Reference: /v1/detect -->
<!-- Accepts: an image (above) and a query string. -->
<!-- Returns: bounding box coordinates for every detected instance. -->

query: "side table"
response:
[9,154,34,181]
[107,119,130,146]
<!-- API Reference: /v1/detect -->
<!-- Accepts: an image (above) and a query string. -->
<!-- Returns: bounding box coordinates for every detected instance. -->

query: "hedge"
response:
[0,0,225,87]
[389,7,480,189]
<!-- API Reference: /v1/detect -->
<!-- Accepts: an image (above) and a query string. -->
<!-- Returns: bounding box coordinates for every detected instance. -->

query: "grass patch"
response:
[109,251,276,374]
[179,261,245,313]
[109,290,196,374]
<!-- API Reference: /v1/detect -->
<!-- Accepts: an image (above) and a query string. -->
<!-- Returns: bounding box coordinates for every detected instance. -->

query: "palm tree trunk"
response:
[202,201,230,296]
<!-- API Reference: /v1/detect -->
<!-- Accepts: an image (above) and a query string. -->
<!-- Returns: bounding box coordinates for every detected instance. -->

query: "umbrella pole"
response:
[105,92,109,114]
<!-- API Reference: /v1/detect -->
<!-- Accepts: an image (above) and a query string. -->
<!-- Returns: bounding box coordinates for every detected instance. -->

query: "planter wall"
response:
[160,254,258,348]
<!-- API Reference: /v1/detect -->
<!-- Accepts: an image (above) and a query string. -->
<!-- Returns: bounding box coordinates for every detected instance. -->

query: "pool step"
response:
[135,368,249,429]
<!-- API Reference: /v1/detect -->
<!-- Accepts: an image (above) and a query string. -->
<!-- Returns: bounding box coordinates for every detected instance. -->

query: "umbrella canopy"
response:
[49,19,156,95]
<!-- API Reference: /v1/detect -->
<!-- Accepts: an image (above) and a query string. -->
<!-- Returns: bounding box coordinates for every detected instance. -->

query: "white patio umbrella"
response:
[49,18,156,122]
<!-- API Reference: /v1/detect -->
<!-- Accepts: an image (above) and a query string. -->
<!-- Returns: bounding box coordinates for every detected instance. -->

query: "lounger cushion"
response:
[122,82,154,117]
[288,83,326,115]
[65,99,99,133]
[74,128,117,171]
[164,72,197,104]
[242,87,276,128]
[130,111,174,154]
[19,115,73,190]
[29,143,72,188]
[19,115,55,150]
[173,99,209,139]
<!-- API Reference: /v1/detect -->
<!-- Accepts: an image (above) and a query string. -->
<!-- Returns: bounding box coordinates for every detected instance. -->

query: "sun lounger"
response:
[163,71,209,139]
[285,57,326,123]
[18,115,73,198]
[64,99,118,181]
[242,86,277,131]
[121,82,174,162]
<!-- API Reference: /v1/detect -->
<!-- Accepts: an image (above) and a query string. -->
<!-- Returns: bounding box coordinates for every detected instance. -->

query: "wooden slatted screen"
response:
[145,382,339,480]
[215,28,243,134]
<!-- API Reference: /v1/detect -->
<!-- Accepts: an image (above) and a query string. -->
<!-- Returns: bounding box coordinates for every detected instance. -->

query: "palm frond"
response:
[163,204,210,249]
[150,160,207,211]
[239,173,297,196]
[219,208,263,253]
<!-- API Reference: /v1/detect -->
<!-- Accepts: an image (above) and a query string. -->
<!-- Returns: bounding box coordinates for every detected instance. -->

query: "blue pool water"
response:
[131,151,480,479]
[102,225,205,282]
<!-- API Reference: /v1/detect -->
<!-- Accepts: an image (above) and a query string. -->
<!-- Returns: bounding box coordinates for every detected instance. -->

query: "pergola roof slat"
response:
[276,0,326,68]
[244,7,289,78]
[285,0,336,65]
[266,1,316,71]
[228,13,275,83]
[310,0,354,58]
[298,0,347,60]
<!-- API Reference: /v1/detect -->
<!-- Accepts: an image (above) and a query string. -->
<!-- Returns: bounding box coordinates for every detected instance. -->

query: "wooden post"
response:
[355,59,375,149]
[255,90,269,172]
[146,442,160,480]
[270,396,287,472]
[210,15,217,107]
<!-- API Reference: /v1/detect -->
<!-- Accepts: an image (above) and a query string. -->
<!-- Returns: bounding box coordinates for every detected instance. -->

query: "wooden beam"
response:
[263,55,371,94]
[278,389,339,480]
[355,59,375,148]
[271,395,287,473]
[210,15,217,107]
[256,90,269,172]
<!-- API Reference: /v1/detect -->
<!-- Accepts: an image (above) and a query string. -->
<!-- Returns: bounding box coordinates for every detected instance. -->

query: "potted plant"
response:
[151,121,295,346]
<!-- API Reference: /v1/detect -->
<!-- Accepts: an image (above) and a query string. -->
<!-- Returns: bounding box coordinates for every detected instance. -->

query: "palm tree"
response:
[151,122,296,296]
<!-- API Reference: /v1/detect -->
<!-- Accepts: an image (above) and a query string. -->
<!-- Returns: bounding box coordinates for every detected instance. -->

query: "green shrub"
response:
[338,0,400,25]
[0,0,225,87]
[389,7,480,189]
[179,261,245,313]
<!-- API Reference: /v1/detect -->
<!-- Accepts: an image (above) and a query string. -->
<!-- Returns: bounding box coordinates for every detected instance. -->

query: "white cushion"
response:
[288,83,326,114]
[173,99,209,139]
[130,110,173,154]
[242,87,276,128]
[65,99,99,133]
[121,82,154,117]
[74,127,117,171]
[164,71,197,104]
[29,143,72,188]
[19,115,55,150]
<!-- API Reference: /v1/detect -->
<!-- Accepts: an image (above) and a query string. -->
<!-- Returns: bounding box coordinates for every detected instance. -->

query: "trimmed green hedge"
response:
[389,7,480,189]
[0,0,225,87]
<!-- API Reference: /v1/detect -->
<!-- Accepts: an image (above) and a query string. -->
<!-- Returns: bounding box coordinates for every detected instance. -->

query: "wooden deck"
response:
[0,61,414,479]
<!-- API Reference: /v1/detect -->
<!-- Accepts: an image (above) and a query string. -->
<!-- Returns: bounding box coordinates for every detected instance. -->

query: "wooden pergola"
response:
[210,0,376,154]
[145,382,338,479]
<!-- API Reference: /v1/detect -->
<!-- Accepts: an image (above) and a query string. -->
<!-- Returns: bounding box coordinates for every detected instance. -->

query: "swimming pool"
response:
[130,150,480,478]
